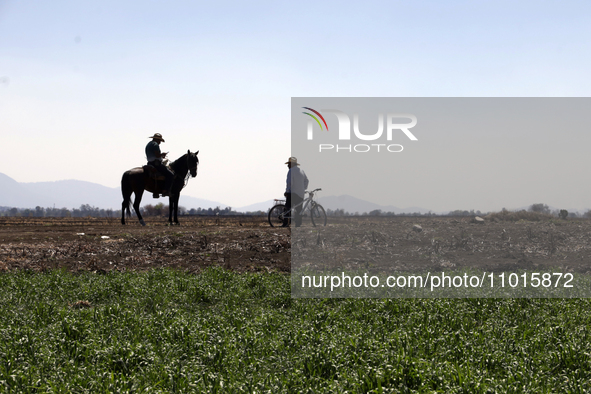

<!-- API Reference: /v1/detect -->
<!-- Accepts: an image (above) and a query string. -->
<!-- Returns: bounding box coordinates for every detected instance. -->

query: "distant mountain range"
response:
[223,196,430,214]
[0,173,227,211]
[0,172,430,214]
[317,195,430,214]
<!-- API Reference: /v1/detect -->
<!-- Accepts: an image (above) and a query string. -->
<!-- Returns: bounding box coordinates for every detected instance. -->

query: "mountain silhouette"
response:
[0,173,431,214]
[317,194,429,214]
[233,195,429,214]
[0,173,226,210]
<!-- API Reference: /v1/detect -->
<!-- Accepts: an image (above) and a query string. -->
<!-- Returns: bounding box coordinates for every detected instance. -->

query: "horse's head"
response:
[187,150,199,177]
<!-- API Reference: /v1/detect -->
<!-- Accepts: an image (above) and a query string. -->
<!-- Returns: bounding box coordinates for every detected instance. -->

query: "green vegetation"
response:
[0,268,590,392]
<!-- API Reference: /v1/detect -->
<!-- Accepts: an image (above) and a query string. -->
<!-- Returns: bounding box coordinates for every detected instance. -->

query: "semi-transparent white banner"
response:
[290,98,591,298]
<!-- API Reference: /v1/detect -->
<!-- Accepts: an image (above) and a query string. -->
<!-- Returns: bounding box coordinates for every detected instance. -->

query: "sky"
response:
[292,97,591,213]
[1,0,591,211]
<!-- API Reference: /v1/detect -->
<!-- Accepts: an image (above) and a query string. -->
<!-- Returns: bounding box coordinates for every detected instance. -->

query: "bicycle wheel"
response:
[310,204,327,227]
[268,204,289,227]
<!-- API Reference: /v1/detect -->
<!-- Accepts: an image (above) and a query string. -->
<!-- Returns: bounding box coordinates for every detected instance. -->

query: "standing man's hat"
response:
[285,157,300,166]
[148,133,165,142]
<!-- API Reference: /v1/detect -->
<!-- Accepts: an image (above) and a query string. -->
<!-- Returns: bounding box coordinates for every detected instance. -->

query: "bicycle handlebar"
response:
[306,188,322,194]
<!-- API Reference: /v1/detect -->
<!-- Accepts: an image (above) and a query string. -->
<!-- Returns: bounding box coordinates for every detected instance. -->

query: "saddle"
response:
[143,165,166,181]
[143,163,174,198]
[143,161,173,181]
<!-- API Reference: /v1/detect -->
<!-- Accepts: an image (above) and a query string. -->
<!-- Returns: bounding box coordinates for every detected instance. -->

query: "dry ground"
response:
[1,215,591,274]
[0,216,290,273]
[293,216,591,274]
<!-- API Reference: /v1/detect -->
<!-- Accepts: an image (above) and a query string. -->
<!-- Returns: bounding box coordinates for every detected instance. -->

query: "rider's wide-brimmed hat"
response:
[148,133,165,142]
[285,157,300,166]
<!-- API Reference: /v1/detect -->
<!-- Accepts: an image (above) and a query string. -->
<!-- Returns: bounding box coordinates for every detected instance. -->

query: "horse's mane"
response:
[170,153,188,173]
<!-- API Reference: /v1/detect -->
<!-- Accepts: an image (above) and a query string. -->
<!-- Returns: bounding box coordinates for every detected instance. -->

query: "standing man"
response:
[146,133,174,196]
[284,157,309,227]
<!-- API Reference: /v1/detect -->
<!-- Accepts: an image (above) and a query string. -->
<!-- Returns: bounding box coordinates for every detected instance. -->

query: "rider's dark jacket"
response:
[145,141,162,163]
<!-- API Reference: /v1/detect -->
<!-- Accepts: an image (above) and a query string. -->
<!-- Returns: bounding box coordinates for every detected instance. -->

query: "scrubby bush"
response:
[486,209,553,222]
[529,203,551,214]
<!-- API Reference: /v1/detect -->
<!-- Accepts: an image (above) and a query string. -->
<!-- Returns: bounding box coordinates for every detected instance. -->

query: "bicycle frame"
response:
[268,188,326,227]
[282,189,319,218]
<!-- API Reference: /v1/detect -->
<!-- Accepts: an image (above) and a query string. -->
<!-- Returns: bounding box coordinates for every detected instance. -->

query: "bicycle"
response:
[268,188,327,227]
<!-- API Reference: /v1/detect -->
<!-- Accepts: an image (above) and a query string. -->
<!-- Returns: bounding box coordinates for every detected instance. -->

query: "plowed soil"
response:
[0,216,290,273]
[293,216,591,274]
[2,216,591,274]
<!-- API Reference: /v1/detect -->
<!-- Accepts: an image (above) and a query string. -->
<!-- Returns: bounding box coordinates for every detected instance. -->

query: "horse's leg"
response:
[134,189,146,226]
[121,171,133,225]
[121,201,127,225]
[173,194,180,225]
[168,195,175,225]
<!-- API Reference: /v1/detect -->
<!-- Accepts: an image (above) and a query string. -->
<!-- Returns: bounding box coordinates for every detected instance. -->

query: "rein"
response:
[170,153,198,189]
[183,153,199,188]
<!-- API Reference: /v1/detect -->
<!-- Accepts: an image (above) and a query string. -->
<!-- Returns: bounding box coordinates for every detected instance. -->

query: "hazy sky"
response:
[1,1,591,210]
[293,98,591,213]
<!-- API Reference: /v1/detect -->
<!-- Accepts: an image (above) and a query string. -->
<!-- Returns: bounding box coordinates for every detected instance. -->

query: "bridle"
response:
[183,153,199,188]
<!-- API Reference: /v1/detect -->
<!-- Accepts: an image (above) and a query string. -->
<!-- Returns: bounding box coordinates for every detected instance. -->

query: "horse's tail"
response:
[121,171,133,223]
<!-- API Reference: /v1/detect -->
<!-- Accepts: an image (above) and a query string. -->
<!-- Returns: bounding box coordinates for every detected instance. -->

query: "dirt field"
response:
[1,215,591,274]
[293,216,591,274]
[0,216,290,273]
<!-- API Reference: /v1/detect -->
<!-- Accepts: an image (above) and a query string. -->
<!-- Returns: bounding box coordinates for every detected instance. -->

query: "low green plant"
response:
[0,268,590,392]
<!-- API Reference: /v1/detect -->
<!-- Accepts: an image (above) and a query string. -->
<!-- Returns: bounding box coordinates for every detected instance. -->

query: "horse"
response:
[121,150,199,226]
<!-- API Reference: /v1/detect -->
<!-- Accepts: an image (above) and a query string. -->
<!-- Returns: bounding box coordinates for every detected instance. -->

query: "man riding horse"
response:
[122,143,199,226]
[146,133,174,197]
